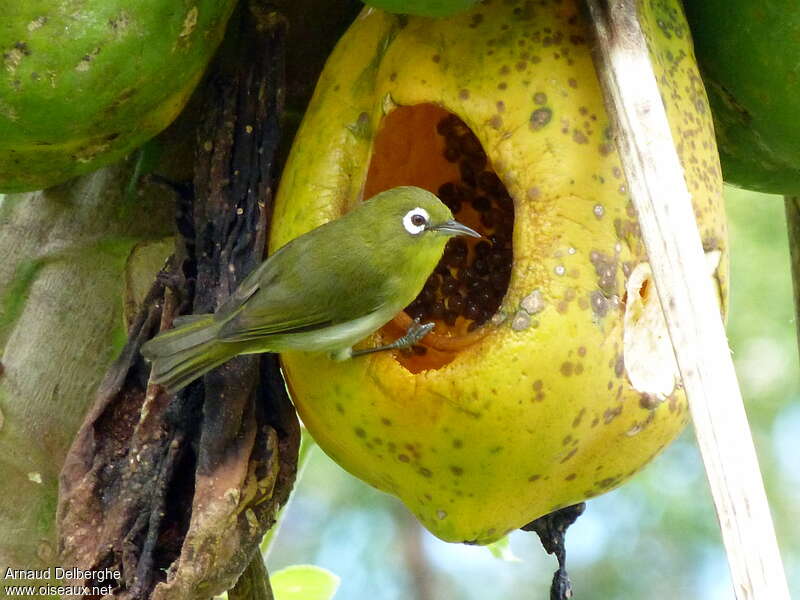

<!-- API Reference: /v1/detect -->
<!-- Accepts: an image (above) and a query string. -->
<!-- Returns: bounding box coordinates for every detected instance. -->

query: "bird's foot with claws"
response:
[349,318,435,358]
[397,318,435,349]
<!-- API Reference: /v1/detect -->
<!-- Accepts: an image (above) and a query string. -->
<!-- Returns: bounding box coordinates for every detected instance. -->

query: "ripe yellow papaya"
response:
[271,0,728,544]
[0,1,236,192]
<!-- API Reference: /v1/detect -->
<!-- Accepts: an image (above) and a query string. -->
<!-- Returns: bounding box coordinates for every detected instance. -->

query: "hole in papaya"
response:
[363,104,514,372]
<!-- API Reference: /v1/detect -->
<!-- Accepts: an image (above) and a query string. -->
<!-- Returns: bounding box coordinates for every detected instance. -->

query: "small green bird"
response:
[142,186,479,392]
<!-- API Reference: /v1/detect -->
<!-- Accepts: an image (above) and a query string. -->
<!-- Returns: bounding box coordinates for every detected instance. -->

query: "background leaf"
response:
[271,565,341,600]
[486,537,521,562]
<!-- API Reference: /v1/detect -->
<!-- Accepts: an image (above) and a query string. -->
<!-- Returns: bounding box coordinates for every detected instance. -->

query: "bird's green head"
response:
[364,185,480,243]
[354,186,480,306]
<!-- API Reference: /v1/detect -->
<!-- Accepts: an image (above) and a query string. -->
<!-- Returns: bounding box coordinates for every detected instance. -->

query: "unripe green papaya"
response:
[272,0,727,544]
[0,0,236,193]
[685,1,800,194]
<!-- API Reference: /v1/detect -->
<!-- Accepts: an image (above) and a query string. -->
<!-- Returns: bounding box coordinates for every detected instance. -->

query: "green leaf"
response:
[485,536,521,562]
[271,565,340,600]
[362,0,479,18]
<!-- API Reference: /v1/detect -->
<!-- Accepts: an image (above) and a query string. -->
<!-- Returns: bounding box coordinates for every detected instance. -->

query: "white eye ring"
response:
[403,207,430,235]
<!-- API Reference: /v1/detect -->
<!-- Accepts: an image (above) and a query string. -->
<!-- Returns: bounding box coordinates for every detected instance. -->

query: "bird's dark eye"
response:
[403,207,430,234]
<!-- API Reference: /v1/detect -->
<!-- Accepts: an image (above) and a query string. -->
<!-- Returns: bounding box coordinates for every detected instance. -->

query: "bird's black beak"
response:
[433,219,481,238]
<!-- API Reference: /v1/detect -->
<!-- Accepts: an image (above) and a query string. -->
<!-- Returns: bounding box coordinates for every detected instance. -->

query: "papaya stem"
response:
[784,196,800,358]
[521,503,585,600]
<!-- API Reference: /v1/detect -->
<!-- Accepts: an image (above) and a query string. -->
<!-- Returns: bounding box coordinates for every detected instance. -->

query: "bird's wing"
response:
[215,231,395,343]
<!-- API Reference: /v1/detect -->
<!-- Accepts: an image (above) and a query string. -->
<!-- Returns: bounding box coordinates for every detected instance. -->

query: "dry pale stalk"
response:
[583,1,790,598]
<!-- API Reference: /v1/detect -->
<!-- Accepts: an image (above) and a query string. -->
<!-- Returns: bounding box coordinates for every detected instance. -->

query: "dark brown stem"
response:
[521,503,585,600]
[229,553,274,600]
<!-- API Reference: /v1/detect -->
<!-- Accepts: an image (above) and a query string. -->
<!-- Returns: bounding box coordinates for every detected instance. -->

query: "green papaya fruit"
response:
[685,1,800,194]
[0,0,236,193]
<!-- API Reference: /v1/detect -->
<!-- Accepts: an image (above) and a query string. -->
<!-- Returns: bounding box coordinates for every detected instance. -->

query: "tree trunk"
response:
[0,158,177,580]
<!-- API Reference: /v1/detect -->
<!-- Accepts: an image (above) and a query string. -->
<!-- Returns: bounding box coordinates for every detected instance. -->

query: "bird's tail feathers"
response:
[141,315,233,393]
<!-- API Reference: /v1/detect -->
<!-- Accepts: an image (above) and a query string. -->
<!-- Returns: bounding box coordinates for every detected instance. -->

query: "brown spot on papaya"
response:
[614,354,624,377]
[603,405,623,424]
[590,291,608,317]
[572,129,588,144]
[560,361,573,376]
[560,448,578,463]
[347,112,372,140]
[596,475,622,490]
[639,393,661,409]
[530,107,552,130]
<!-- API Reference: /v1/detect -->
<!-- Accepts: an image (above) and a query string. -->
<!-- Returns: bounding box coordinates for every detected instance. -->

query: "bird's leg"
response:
[350,319,435,358]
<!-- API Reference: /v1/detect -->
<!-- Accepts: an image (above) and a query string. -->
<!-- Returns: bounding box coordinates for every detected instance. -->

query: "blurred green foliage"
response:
[267,186,799,599]
[271,565,340,600]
